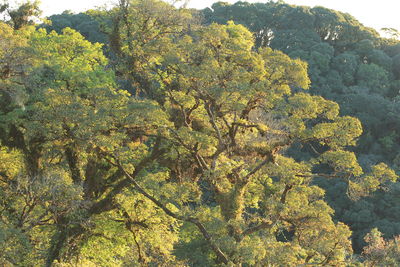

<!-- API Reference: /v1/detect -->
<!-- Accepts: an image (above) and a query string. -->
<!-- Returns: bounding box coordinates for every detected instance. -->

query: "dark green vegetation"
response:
[0,0,399,266]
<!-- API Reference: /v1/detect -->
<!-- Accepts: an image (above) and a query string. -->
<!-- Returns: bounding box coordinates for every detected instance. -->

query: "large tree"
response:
[0,1,398,266]
[0,20,177,265]
[203,2,400,256]
[104,2,396,264]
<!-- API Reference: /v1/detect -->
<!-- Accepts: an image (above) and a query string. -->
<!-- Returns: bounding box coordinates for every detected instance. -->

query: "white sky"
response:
[34,0,400,32]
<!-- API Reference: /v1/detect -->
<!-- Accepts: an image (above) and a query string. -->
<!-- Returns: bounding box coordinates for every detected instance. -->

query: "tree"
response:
[42,11,108,45]
[102,0,195,99]
[363,228,400,266]
[0,21,179,265]
[109,10,395,262]
[356,63,390,94]
[0,0,41,29]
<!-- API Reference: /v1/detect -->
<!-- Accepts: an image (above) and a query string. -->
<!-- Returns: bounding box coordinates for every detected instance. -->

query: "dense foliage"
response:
[0,0,399,266]
[202,0,400,254]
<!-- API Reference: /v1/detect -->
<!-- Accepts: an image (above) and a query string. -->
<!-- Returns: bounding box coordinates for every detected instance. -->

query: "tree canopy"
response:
[0,0,399,266]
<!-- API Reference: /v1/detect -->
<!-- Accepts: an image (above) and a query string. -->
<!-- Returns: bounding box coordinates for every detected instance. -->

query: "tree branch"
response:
[240,220,276,240]
[89,138,164,215]
[119,163,230,265]
[242,154,273,183]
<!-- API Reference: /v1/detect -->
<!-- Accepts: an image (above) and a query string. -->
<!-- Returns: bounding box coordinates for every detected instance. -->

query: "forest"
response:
[0,0,399,266]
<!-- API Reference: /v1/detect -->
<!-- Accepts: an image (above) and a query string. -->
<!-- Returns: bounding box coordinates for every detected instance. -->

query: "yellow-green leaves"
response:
[125,18,374,265]
[27,27,111,93]
[319,150,363,177]
[286,93,339,120]
[0,22,33,76]
[370,163,398,183]
[260,47,311,91]
[354,163,398,196]
[266,155,311,185]
[0,145,23,178]
[310,116,363,149]
[287,93,320,119]
[30,27,107,68]
[2,2,398,265]
[0,22,33,112]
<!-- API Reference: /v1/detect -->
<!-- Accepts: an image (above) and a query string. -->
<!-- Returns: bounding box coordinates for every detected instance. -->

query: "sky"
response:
[32,0,400,33]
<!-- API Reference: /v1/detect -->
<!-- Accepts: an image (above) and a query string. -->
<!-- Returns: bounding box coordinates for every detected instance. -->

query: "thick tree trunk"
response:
[46,222,86,267]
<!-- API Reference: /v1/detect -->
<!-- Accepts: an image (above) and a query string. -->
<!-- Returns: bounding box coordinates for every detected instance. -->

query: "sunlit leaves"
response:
[0,145,23,178]
[355,163,398,196]
[310,116,363,149]
[318,150,363,177]
[1,1,399,266]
